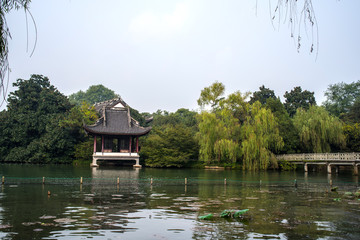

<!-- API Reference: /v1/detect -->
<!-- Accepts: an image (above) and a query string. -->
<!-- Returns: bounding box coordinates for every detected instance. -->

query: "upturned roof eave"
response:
[84,125,152,136]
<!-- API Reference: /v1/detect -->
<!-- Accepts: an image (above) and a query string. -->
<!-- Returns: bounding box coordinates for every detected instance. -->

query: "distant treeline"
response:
[0,74,359,169]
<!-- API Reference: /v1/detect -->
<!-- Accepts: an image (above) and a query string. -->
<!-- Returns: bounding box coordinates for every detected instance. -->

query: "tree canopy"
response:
[1,73,359,168]
[197,81,225,110]
[68,84,119,105]
[140,108,199,167]
[0,74,75,163]
[323,80,360,118]
[284,86,316,117]
[249,85,276,105]
[265,98,299,154]
[196,82,283,170]
[293,105,345,153]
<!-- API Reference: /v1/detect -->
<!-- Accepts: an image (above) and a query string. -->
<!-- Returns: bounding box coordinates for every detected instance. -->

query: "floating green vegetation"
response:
[220,209,249,218]
[199,209,250,220]
[333,198,341,202]
[198,214,213,220]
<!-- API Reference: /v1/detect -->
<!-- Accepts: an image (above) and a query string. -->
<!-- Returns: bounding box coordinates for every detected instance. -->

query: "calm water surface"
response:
[0,164,359,239]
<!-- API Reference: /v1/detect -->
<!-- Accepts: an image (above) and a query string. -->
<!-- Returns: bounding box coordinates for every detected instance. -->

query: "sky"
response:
[3,0,360,113]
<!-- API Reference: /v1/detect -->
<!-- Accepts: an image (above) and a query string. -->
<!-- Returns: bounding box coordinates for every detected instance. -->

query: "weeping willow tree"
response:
[213,139,239,164]
[293,105,345,153]
[197,112,223,164]
[212,107,241,164]
[241,101,284,170]
[197,108,241,164]
[197,84,245,165]
[197,82,284,169]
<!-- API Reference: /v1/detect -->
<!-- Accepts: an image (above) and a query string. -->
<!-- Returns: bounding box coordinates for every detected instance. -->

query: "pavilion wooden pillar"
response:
[129,136,132,153]
[93,135,97,153]
[136,137,139,153]
[101,135,104,153]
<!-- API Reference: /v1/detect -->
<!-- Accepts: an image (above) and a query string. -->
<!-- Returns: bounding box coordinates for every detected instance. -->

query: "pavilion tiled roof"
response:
[84,98,151,136]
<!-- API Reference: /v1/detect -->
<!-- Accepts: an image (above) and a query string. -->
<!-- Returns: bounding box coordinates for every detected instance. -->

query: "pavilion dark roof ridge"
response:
[93,97,128,113]
[84,99,151,136]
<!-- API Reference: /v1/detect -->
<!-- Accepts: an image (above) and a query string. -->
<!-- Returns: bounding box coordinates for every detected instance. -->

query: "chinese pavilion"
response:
[84,98,151,167]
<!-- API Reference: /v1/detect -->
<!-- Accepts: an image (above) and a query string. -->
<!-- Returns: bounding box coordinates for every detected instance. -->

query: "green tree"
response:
[293,105,345,153]
[196,82,282,169]
[265,98,299,153]
[141,124,198,167]
[284,86,316,117]
[197,90,248,165]
[151,108,198,129]
[219,91,250,124]
[343,123,360,152]
[345,98,360,123]
[197,108,241,165]
[241,101,283,170]
[60,102,98,161]
[249,85,276,105]
[197,81,225,110]
[323,80,360,118]
[0,74,75,163]
[69,84,119,105]
[140,108,199,167]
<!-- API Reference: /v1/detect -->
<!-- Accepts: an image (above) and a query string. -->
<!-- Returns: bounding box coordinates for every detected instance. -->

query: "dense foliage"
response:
[249,85,276,105]
[241,102,283,170]
[1,74,359,168]
[264,98,299,154]
[324,80,360,118]
[284,86,316,117]
[293,106,345,153]
[0,75,74,163]
[68,84,119,105]
[140,124,198,167]
[196,83,283,170]
[140,108,198,167]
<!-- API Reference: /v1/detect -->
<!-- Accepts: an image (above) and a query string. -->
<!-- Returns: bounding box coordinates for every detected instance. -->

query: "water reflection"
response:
[0,165,359,239]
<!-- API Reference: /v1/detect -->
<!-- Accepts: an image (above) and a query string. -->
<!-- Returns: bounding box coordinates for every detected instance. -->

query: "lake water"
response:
[0,164,359,239]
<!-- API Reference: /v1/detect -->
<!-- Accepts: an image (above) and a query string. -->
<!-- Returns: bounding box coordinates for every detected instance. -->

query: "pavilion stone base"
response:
[91,152,141,168]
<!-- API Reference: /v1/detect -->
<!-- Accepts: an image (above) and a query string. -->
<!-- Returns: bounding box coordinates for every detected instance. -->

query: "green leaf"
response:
[233,209,249,218]
[220,209,249,218]
[198,214,213,220]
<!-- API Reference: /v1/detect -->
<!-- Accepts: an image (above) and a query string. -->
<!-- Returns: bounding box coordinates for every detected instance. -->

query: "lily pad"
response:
[198,214,213,220]
[220,209,249,218]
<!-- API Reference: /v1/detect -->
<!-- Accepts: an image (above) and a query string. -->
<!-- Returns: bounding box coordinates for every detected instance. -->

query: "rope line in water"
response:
[0,176,358,186]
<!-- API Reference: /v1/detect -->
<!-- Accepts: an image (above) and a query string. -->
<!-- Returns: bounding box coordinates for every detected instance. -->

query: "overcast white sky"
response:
[4,0,360,113]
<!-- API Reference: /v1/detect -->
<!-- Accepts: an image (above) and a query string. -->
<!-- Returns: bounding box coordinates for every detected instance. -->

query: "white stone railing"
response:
[276,152,360,161]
